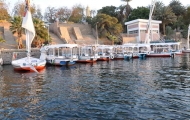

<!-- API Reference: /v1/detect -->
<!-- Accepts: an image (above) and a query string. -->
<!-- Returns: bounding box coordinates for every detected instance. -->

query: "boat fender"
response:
[171,53,175,58]
[51,58,55,63]
[70,59,73,62]
[110,55,114,59]
[147,51,150,55]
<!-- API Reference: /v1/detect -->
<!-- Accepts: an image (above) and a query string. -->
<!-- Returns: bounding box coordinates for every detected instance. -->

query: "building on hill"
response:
[123,19,162,44]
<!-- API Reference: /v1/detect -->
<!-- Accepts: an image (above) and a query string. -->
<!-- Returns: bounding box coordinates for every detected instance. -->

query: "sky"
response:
[6,0,190,15]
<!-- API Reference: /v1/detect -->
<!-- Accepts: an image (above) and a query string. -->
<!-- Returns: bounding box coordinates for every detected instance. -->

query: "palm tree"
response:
[121,0,132,21]
[154,5,177,36]
[33,18,50,47]
[9,16,23,49]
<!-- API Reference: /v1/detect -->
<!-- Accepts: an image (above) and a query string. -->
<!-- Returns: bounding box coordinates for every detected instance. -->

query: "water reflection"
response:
[0,54,190,119]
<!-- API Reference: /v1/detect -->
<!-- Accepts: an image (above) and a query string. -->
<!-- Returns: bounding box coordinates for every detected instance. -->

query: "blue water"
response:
[0,54,190,119]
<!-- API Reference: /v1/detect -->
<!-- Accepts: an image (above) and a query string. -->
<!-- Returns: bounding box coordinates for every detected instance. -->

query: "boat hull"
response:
[12,57,46,72]
[146,53,174,57]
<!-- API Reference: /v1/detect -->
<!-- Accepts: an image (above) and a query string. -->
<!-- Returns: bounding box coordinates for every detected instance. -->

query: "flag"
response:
[22,0,35,53]
[24,0,30,17]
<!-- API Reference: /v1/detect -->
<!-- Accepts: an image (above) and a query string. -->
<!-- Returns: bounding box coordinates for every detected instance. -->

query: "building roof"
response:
[125,19,162,25]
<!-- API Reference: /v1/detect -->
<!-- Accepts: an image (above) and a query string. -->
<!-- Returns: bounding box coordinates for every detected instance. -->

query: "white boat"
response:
[147,42,182,57]
[113,45,125,60]
[77,45,100,63]
[11,2,46,73]
[44,44,78,65]
[122,43,150,59]
[96,45,114,61]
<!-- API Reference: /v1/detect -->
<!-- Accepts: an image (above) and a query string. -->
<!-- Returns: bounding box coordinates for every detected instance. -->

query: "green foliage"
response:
[183,6,190,25]
[0,36,5,43]
[128,7,149,21]
[107,35,118,44]
[165,26,174,39]
[181,25,189,39]
[153,5,177,35]
[98,6,117,18]
[169,0,186,17]
[9,16,23,49]
[33,18,51,46]
[92,14,123,43]
[86,16,92,24]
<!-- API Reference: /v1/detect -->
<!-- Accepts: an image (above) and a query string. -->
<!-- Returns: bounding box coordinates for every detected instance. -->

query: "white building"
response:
[124,19,162,44]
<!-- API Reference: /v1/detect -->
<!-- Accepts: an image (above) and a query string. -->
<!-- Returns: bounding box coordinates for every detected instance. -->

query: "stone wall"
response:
[1,48,41,65]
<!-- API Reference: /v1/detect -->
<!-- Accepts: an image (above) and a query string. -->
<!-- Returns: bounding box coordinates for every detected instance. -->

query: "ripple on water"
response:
[0,57,190,119]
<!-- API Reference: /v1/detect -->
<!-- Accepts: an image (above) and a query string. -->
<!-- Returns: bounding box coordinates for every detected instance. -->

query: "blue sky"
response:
[6,0,190,14]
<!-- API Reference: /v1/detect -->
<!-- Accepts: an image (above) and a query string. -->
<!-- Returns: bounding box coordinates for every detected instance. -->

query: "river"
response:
[0,54,190,119]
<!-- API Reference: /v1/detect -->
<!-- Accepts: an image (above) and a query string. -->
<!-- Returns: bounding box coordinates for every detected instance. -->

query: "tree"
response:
[33,18,50,47]
[153,5,177,36]
[98,6,117,18]
[183,6,190,25]
[121,0,133,21]
[165,26,175,39]
[90,10,96,17]
[92,14,123,44]
[12,1,36,17]
[44,7,57,23]
[9,16,23,49]
[69,4,84,23]
[57,6,71,22]
[33,7,43,20]
[115,5,126,25]
[128,7,149,21]
[0,0,10,20]
[169,0,186,31]
[169,0,186,17]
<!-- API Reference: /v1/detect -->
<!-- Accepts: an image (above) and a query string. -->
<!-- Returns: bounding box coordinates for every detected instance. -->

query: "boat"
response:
[182,24,190,53]
[96,45,114,61]
[77,45,100,63]
[11,1,46,73]
[44,44,78,66]
[143,0,178,58]
[122,43,149,59]
[113,45,125,60]
[147,43,176,57]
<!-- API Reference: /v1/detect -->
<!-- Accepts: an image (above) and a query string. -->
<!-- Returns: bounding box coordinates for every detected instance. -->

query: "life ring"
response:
[110,55,114,59]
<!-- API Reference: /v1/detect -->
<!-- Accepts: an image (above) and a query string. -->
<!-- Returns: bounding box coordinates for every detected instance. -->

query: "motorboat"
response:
[77,45,100,63]
[96,45,114,61]
[44,44,78,66]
